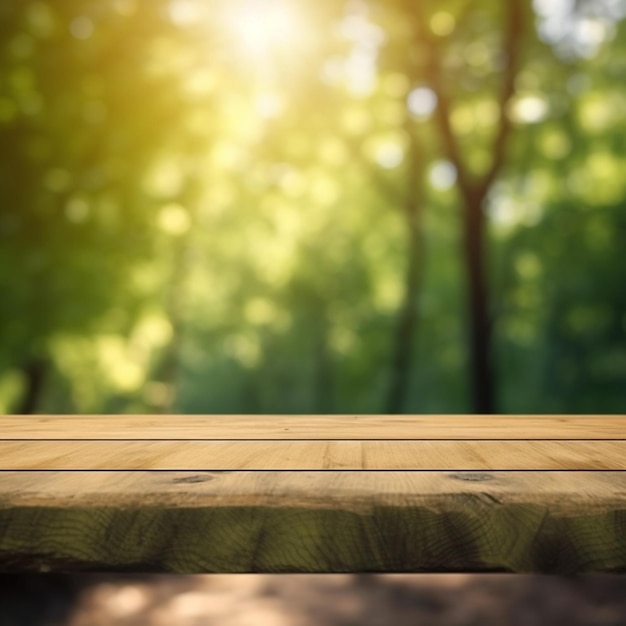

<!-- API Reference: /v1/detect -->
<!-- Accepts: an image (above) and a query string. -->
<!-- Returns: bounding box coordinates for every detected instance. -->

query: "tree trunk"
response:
[411,0,525,414]
[385,204,423,413]
[463,191,494,414]
[313,308,335,413]
[14,357,48,414]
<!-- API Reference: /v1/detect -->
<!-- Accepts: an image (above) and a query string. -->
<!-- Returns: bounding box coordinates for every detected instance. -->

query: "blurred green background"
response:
[1,0,625,415]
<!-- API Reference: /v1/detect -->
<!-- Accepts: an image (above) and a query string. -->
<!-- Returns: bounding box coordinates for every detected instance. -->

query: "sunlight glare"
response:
[223,0,304,57]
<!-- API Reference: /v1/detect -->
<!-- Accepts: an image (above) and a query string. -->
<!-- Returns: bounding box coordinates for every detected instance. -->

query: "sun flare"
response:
[222,0,305,58]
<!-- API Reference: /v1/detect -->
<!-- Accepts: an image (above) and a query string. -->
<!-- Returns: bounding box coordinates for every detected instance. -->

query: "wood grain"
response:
[0,415,625,574]
[2,414,625,439]
[0,470,625,574]
[1,440,625,470]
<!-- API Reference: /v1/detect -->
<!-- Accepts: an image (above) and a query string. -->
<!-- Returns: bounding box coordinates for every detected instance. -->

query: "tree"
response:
[399,0,527,413]
[0,0,201,412]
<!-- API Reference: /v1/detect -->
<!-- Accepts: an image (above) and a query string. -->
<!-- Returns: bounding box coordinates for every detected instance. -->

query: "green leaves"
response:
[0,0,624,413]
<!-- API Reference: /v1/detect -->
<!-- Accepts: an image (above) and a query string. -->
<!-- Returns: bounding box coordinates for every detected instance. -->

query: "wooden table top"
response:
[1,414,625,575]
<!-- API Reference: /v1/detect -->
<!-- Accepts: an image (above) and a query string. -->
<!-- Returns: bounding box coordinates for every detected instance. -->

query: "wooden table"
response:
[0,414,625,574]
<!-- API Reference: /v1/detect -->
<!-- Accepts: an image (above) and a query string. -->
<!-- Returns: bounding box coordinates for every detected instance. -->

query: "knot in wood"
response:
[448,472,493,482]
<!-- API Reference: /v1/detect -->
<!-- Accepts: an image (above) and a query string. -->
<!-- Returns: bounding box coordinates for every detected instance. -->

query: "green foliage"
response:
[0,0,624,413]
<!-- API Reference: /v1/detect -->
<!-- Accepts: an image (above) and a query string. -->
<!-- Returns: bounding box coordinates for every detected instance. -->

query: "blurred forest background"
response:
[1,0,625,416]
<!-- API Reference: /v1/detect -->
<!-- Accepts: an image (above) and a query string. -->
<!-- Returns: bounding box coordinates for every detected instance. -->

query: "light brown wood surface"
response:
[1,440,625,470]
[2,414,625,439]
[0,415,625,575]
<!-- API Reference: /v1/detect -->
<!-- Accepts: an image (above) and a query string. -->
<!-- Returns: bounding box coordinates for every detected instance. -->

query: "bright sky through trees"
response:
[220,0,304,57]
[168,0,312,69]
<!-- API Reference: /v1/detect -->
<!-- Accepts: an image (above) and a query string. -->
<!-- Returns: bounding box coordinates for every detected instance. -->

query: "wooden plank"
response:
[1,440,625,470]
[0,470,625,574]
[1,415,625,574]
[2,414,625,440]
